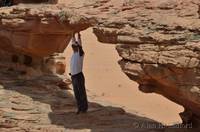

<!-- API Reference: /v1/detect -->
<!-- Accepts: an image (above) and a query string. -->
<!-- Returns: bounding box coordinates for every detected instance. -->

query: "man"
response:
[70,32,88,114]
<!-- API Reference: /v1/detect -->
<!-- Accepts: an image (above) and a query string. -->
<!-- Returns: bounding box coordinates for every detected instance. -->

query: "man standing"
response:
[70,32,88,114]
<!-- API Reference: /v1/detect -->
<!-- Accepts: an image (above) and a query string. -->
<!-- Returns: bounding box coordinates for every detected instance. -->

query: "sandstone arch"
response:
[1,0,200,127]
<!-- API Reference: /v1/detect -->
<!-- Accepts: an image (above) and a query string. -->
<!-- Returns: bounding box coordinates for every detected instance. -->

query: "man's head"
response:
[72,41,79,52]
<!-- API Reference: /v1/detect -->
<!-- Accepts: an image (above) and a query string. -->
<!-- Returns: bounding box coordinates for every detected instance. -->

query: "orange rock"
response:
[0,5,92,57]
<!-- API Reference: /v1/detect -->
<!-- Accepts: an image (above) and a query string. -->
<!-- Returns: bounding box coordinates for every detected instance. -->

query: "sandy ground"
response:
[64,28,184,125]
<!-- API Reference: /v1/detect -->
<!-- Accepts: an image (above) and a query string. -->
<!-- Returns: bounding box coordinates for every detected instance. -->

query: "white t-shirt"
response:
[70,36,83,75]
[70,52,84,76]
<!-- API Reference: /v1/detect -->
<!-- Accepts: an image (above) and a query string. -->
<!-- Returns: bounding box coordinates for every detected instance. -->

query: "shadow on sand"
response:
[0,65,190,132]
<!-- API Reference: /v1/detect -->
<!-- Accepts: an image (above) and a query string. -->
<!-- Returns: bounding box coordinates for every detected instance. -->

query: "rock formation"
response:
[1,0,200,128]
[0,66,165,132]
[91,0,200,126]
[57,0,200,126]
[0,4,92,75]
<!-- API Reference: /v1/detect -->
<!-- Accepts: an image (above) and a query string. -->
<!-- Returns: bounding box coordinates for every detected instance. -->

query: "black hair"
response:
[72,44,78,52]
[74,41,84,57]
[78,46,84,57]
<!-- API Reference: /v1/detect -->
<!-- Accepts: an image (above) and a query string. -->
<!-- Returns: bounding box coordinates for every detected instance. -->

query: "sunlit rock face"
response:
[87,0,200,126]
[0,4,92,75]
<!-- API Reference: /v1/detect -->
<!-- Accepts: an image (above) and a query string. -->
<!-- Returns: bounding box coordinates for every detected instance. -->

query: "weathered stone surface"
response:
[1,0,200,128]
[0,4,93,75]
[0,5,91,57]
[74,0,200,126]
[0,66,165,132]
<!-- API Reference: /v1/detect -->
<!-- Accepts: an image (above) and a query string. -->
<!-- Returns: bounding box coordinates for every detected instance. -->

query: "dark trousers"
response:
[71,72,88,112]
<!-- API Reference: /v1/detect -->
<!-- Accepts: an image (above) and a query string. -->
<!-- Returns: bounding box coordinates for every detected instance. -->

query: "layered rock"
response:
[0,65,165,132]
[89,0,200,126]
[0,4,92,75]
[49,0,200,125]
[1,0,200,127]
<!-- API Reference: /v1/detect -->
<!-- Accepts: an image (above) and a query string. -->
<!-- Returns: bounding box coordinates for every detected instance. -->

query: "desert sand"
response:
[64,28,184,125]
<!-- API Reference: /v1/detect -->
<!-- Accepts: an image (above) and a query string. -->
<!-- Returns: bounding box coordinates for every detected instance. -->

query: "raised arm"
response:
[71,33,76,45]
[77,32,84,56]
[77,32,82,46]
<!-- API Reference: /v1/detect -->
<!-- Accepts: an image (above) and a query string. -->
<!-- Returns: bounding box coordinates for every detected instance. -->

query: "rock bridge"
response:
[1,0,200,127]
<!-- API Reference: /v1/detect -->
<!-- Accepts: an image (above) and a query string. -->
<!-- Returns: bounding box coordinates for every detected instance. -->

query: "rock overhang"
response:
[1,0,200,126]
[90,0,200,126]
[0,4,93,57]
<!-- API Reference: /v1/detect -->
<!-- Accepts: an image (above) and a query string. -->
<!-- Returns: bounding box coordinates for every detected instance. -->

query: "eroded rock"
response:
[1,0,200,128]
[89,0,200,126]
[0,4,92,75]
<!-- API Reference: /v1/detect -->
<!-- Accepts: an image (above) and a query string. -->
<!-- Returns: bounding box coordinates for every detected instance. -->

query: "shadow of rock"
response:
[0,64,191,132]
